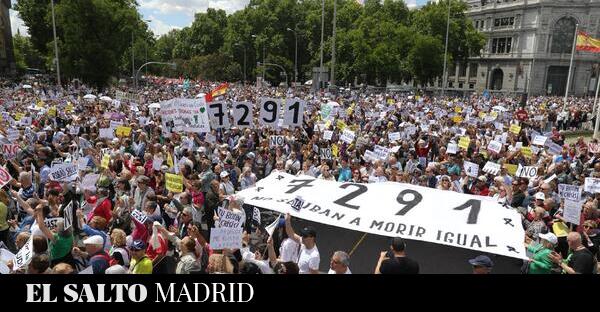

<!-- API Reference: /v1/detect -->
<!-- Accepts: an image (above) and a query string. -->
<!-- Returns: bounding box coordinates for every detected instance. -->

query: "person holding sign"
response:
[285,213,319,274]
[34,203,74,267]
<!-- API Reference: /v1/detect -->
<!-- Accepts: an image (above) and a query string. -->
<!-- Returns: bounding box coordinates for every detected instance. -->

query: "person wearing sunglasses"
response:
[582,220,600,259]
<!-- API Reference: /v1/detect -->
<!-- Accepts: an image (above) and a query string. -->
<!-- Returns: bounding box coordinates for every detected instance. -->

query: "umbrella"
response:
[304,79,313,85]
[22,84,32,89]
[492,105,508,112]
[99,96,112,102]
[83,94,97,100]
[148,103,161,109]
[195,92,206,99]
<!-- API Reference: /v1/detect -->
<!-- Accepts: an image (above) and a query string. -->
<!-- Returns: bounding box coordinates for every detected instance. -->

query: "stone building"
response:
[441,0,600,96]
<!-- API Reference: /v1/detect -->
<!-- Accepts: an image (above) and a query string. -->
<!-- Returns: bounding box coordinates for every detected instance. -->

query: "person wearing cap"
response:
[284,213,320,274]
[219,171,235,196]
[525,232,558,274]
[129,240,153,274]
[133,175,154,212]
[375,237,419,274]
[468,255,494,274]
[77,235,110,274]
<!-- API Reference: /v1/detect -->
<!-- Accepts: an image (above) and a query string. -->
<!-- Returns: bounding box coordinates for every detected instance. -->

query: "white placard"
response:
[320,148,332,160]
[323,130,333,141]
[252,207,261,225]
[63,201,73,230]
[558,184,581,202]
[2,144,19,160]
[547,142,563,155]
[81,173,99,192]
[99,128,114,139]
[269,135,285,148]
[210,227,243,250]
[259,98,281,127]
[563,199,584,225]
[516,165,537,178]
[543,174,557,184]
[152,157,164,171]
[159,98,211,133]
[463,161,479,178]
[237,172,527,259]
[283,99,305,127]
[6,129,19,142]
[44,217,64,231]
[13,236,34,271]
[340,129,355,144]
[232,102,254,129]
[69,126,80,135]
[532,135,548,146]
[487,141,502,154]
[388,132,401,142]
[217,207,244,228]
[447,143,458,154]
[207,101,229,129]
[584,177,600,193]
[131,209,148,224]
[482,162,501,175]
[48,163,78,182]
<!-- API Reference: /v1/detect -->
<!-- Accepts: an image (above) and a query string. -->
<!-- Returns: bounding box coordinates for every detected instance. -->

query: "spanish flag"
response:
[205,83,229,102]
[576,31,600,53]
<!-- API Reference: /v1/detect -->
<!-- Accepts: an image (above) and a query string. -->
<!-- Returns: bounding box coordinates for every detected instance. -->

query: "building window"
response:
[493,17,515,29]
[551,17,577,53]
[469,83,475,89]
[491,37,512,54]
[449,82,454,88]
[459,83,464,89]
[460,64,467,77]
[469,64,478,77]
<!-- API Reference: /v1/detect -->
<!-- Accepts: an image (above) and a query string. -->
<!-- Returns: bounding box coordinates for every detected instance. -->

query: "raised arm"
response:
[284,213,301,244]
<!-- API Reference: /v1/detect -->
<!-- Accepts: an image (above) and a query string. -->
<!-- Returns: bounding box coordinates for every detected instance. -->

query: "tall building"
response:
[443,0,600,96]
[0,0,15,76]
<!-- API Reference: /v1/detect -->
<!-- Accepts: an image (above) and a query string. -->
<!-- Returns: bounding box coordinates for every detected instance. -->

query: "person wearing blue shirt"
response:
[338,159,352,182]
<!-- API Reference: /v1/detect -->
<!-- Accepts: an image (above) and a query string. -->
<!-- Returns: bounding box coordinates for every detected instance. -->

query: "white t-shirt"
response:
[241,248,274,274]
[279,238,299,263]
[327,268,352,274]
[297,244,320,274]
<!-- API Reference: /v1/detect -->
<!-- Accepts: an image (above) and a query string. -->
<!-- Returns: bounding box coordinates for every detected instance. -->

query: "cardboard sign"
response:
[13,236,34,270]
[516,165,537,178]
[69,126,80,135]
[131,209,148,224]
[2,144,19,160]
[447,143,458,154]
[217,207,244,228]
[558,184,581,202]
[482,162,501,175]
[388,132,401,142]
[269,135,285,148]
[487,140,502,154]
[546,142,563,155]
[340,129,356,144]
[115,126,132,137]
[521,147,533,158]
[509,124,521,134]
[458,137,470,150]
[584,178,600,194]
[320,148,332,160]
[81,173,100,192]
[165,173,183,193]
[252,207,261,225]
[290,196,304,212]
[532,135,548,146]
[209,227,243,250]
[463,161,479,178]
[101,154,110,169]
[48,164,78,182]
[99,128,114,139]
[323,130,333,141]
[563,200,584,225]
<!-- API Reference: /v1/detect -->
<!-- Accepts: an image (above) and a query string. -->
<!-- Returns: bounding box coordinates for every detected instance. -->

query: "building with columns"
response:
[0,0,15,76]
[442,0,600,96]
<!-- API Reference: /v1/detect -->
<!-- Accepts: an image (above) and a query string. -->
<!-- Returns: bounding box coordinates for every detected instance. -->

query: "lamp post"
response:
[143,19,151,79]
[135,62,176,90]
[287,27,298,87]
[234,43,247,86]
[252,34,266,87]
[441,0,451,97]
[50,0,61,88]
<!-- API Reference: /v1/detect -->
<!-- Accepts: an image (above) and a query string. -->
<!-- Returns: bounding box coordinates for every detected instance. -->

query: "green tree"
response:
[407,34,444,85]
[13,0,52,55]
[12,33,45,72]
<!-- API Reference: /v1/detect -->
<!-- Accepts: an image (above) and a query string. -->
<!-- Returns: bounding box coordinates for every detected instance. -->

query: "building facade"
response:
[443,0,600,96]
[0,0,15,76]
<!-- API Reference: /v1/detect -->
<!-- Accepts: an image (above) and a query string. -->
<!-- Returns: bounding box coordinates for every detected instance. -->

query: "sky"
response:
[9,0,426,37]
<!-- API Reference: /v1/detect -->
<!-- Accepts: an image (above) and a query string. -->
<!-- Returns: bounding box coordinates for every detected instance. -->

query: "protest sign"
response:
[217,207,244,228]
[516,165,537,178]
[521,147,532,158]
[558,184,581,202]
[584,178,600,193]
[487,141,502,154]
[546,142,563,155]
[340,129,356,144]
[69,126,80,135]
[131,209,148,224]
[447,143,458,154]
[589,143,600,154]
[115,126,132,137]
[458,137,471,150]
[13,235,34,270]
[6,129,19,142]
[323,130,333,141]
[63,201,73,231]
[563,200,584,225]
[283,99,305,128]
[509,124,521,134]
[237,172,527,259]
[388,132,401,142]
[160,98,211,133]
[290,196,305,212]
[81,174,99,192]
[43,217,64,231]
[463,161,479,177]
[532,135,548,146]
[153,157,164,171]
[99,128,114,139]
[48,163,78,182]
[482,162,501,175]
[320,148,333,160]
[165,173,183,193]
[231,102,253,129]
[259,98,282,127]
[270,135,285,148]
[101,154,110,169]
[210,227,243,250]
[252,207,261,225]
[2,144,19,160]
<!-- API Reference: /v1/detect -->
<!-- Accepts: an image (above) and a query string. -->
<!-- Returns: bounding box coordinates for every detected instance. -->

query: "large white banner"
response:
[160,98,210,134]
[237,173,527,259]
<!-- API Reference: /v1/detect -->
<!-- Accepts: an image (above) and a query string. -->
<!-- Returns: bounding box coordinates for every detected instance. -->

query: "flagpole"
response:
[563,24,579,111]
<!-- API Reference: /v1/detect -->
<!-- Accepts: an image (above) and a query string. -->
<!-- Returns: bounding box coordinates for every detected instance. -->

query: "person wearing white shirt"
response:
[285,213,320,274]
[328,251,352,274]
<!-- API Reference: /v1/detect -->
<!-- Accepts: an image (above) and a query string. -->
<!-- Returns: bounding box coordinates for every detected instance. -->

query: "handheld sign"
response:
[388,132,401,142]
[509,124,521,134]
[207,101,229,129]
[320,148,333,160]
[487,140,502,154]
[563,200,584,225]
[482,162,501,175]
[232,102,253,129]
[283,99,305,128]
[209,227,243,250]
[532,135,548,146]
[0,167,10,188]
[165,173,183,193]
[446,143,458,154]
[131,210,148,224]
[516,165,537,178]
[323,130,334,141]
[259,98,281,127]
[458,137,470,150]
[217,207,244,228]
[584,178,600,194]
[13,236,34,271]
[63,201,74,230]
[463,161,479,178]
[270,135,285,148]
[558,184,581,202]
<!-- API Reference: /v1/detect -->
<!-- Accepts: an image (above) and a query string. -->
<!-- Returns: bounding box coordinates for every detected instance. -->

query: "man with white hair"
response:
[328,251,352,274]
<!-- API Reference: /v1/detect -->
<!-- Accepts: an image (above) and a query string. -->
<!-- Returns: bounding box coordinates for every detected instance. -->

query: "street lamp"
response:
[135,62,176,90]
[234,43,247,86]
[441,0,451,97]
[143,19,151,79]
[287,27,298,87]
[252,34,266,87]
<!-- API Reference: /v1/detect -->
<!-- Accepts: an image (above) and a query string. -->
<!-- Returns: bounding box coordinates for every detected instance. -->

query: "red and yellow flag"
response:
[205,83,229,102]
[576,31,600,53]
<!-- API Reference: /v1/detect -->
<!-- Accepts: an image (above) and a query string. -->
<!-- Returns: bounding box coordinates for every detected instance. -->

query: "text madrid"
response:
[26,283,254,303]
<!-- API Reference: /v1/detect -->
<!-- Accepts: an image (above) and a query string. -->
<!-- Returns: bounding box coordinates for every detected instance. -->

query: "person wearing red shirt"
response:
[515,107,529,122]
[469,176,490,196]
[89,187,113,223]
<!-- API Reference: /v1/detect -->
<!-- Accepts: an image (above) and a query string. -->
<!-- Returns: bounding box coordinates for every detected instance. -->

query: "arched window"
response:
[551,17,577,53]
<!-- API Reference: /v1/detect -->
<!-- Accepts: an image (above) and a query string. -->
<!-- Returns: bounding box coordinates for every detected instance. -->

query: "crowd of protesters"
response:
[0,77,599,274]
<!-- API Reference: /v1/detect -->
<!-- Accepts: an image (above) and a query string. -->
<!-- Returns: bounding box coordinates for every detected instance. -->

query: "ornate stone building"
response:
[0,0,15,76]
[443,0,600,96]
